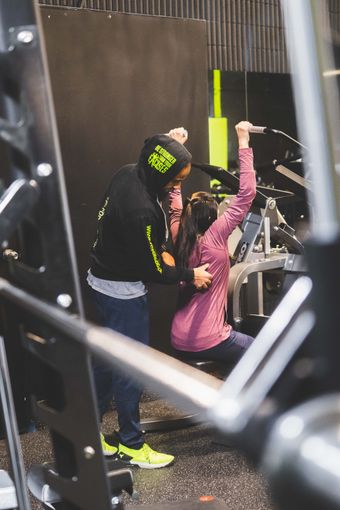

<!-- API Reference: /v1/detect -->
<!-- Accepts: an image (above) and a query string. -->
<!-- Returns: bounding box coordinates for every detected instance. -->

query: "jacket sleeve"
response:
[125,213,194,284]
[168,188,183,244]
[204,148,256,248]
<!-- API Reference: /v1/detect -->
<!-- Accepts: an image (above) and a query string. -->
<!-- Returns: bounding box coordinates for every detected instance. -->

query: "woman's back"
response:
[170,146,256,352]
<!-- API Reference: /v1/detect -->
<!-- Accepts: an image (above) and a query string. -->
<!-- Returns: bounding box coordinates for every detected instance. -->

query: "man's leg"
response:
[92,290,174,468]
[91,289,118,419]
[91,290,148,446]
[109,295,149,449]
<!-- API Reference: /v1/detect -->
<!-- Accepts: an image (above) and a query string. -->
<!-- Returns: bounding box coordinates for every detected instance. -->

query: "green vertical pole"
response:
[209,70,228,175]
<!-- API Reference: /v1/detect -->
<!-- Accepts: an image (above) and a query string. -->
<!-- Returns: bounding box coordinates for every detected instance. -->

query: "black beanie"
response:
[138,134,192,193]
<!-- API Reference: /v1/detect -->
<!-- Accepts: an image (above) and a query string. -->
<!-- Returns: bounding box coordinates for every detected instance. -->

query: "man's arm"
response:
[126,215,212,288]
[125,214,192,284]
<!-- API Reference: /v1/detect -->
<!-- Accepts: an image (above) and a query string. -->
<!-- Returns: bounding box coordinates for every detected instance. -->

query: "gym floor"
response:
[0,396,276,510]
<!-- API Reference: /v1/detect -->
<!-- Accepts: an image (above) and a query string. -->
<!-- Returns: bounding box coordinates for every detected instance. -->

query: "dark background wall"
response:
[213,71,298,167]
[39,0,340,74]
[41,7,210,352]
[208,70,305,226]
[40,6,302,354]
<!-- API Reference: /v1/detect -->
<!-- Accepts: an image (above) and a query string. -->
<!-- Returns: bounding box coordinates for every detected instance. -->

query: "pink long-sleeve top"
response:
[169,148,256,352]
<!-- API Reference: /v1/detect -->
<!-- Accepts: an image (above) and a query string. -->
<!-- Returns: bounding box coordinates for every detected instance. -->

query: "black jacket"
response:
[90,134,194,284]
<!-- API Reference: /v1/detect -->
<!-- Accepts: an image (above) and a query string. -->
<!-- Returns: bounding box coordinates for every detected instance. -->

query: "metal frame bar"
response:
[0,2,114,508]
[0,1,339,509]
[0,274,313,436]
[0,0,84,316]
[228,256,287,322]
[0,278,222,416]
[262,393,340,510]
[0,336,29,510]
[213,276,314,434]
[282,0,340,240]
[0,272,316,509]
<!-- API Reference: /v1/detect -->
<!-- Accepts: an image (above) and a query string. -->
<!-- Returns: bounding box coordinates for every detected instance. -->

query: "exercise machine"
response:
[1,1,340,510]
[193,160,307,335]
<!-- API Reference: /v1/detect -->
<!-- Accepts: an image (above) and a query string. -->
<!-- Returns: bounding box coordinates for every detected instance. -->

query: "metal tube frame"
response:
[281,0,340,240]
[0,336,29,510]
[1,0,340,509]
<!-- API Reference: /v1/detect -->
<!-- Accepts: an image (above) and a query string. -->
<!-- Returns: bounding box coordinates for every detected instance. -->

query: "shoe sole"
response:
[129,459,174,469]
[103,450,118,457]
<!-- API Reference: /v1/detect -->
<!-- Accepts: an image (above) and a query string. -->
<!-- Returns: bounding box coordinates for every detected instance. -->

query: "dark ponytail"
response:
[175,192,218,267]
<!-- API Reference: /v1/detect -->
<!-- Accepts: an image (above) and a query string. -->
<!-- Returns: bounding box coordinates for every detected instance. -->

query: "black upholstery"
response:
[140,358,227,433]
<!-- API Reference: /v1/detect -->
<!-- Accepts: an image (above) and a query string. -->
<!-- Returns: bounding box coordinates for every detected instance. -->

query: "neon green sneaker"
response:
[100,433,118,456]
[117,443,174,469]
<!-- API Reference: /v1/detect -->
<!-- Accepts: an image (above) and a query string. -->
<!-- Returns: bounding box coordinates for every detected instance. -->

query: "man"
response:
[87,127,212,468]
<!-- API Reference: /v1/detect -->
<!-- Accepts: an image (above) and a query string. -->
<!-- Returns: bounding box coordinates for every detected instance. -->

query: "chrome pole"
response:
[0,336,31,510]
[281,0,340,240]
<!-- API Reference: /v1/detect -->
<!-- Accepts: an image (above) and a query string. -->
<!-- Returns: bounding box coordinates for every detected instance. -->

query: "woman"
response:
[169,121,256,367]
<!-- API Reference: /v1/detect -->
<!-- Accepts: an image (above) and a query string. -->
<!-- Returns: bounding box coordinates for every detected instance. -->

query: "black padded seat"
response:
[177,358,230,379]
[140,358,228,433]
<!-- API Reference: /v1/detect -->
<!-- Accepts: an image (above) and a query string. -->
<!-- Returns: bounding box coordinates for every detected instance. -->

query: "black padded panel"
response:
[41,7,209,352]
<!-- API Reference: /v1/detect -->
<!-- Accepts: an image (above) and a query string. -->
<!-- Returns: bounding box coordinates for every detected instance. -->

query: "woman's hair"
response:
[175,191,218,267]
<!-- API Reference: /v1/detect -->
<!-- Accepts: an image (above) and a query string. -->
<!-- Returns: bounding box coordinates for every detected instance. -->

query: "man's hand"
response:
[161,251,176,267]
[235,121,253,149]
[166,127,188,145]
[193,263,212,290]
